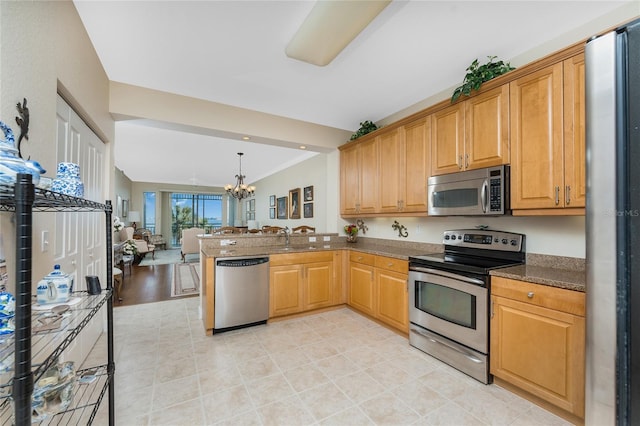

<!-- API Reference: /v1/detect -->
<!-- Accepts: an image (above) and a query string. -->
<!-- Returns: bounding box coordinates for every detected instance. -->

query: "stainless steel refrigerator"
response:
[586,17,640,425]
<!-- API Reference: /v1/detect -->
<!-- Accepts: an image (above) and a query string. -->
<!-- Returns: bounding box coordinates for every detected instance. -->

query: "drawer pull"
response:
[387,263,393,267]
[527,292,534,299]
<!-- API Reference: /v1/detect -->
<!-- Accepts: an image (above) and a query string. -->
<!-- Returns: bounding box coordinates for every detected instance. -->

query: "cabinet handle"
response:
[458,155,463,170]
[566,185,571,205]
[465,154,469,168]
[490,298,494,318]
[554,186,560,205]
[527,291,534,299]
[387,263,393,267]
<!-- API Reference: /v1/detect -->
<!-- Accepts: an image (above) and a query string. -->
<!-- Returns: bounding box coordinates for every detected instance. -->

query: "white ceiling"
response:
[73,0,630,187]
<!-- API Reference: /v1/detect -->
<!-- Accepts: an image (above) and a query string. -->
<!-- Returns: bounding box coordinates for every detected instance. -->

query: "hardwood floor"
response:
[115,262,196,307]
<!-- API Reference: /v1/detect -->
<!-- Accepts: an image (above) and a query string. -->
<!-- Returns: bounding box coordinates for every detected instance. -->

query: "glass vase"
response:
[346,234,357,243]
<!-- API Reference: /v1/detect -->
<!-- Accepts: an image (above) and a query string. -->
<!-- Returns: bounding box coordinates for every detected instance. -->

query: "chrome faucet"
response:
[283,226,290,246]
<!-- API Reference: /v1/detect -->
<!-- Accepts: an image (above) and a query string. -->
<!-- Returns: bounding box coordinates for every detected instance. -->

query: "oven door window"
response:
[432,188,478,209]
[415,280,476,329]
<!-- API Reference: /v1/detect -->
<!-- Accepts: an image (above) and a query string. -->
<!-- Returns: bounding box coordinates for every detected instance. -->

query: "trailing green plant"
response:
[350,120,378,140]
[451,56,515,103]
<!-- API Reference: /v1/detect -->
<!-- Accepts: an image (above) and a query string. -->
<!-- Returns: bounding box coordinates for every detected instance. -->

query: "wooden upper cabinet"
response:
[510,54,585,213]
[341,117,430,216]
[339,137,379,215]
[432,85,509,176]
[379,118,431,214]
[359,137,379,214]
[402,117,431,213]
[340,143,360,215]
[510,63,565,209]
[563,53,586,208]
[378,129,403,213]
[431,103,464,175]
[465,85,510,170]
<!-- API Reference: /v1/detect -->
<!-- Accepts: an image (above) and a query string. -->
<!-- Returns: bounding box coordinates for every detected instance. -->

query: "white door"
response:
[55,95,107,363]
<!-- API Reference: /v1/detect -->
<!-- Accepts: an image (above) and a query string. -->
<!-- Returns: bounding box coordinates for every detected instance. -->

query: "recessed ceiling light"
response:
[299,145,307,150]
[242,136,251,140]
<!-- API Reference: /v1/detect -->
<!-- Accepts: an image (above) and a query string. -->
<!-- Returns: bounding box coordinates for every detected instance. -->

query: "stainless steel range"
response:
[408,229,525,384]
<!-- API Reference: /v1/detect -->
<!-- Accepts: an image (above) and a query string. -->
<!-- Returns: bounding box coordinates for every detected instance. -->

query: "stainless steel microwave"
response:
[427,165,510,216]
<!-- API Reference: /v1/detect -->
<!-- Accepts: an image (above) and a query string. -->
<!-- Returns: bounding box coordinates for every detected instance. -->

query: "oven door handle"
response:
[410,266,485,286]
[411,328,483,364]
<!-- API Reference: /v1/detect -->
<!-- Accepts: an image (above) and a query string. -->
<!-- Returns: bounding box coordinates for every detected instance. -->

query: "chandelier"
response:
[224,152,255,200]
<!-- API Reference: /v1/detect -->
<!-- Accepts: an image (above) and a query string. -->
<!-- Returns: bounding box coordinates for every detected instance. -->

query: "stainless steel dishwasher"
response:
[214,256,270,333]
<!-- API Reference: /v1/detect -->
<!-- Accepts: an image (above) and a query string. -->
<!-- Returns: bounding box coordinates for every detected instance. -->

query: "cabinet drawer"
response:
[374,256,408,274]
[349,251,375,266]
[492,277,585,316]
[270,251,334,266]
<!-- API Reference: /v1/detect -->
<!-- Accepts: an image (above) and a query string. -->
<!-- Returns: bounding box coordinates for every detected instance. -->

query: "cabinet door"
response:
[491,295,585,417]
[304,261,334,310]
[269,265,303,317]
[402,117,430,213]
[563,53,586,208]
[510,63,564,209]
[465,85,509,170]
[379,130,402,213]
[359,137,379,214]
[348,263,375,316]
[431,103,464,176]
[340,143,360,215]
[375,269,408,332]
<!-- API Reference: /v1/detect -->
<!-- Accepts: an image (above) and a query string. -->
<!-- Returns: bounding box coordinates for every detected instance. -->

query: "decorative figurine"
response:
[15,98,29,159]
[392,220,409,238]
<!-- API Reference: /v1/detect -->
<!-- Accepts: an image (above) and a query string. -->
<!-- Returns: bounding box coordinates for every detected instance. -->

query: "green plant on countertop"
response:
[451,56,515,103]
[350,120,378,140]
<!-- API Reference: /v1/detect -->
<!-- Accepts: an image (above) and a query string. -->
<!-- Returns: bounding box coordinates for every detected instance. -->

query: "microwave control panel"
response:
[443,230,525,252]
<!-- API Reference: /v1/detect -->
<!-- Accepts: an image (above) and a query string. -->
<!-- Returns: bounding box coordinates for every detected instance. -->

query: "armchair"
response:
[180,227,205,262]
[119,227,155,260]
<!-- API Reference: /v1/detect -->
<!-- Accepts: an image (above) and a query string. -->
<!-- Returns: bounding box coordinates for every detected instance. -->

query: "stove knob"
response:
[494,238,499,243]
[501,238,508,244]
[444,235,450,240]
[510,239,518,246]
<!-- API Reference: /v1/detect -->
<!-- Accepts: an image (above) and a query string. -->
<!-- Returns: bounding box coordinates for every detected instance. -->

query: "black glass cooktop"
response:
[409,250,525,276]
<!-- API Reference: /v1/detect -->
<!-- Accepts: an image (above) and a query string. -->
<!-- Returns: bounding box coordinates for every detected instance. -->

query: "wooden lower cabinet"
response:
[269,251,339,318]
[270,265,304,317]
[375,268,408,332]
[490,277,585,419]
[348,252,408,333]
[348,253,376,316]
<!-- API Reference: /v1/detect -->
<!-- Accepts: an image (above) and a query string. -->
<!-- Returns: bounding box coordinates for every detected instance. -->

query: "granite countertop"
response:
[491,264,586,292]
[201,237,586,292]
[201,240,438,261]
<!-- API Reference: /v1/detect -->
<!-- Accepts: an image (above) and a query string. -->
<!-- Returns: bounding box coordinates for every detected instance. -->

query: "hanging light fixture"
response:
[224,152,255,200]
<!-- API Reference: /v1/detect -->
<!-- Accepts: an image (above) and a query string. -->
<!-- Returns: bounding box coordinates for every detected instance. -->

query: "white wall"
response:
[0,2,114,286]
[251,153,327,230]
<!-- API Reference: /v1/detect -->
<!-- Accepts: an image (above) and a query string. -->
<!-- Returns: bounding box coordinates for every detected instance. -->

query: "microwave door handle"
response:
[481,180,489,213]
[410,266,485,286]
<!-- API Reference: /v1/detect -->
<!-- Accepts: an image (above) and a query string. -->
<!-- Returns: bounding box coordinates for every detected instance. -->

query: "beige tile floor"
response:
[89,298,573,425]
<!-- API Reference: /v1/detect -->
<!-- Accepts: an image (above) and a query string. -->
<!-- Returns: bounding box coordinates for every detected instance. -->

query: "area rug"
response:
[138,249,182,266]
[171,262,200,297]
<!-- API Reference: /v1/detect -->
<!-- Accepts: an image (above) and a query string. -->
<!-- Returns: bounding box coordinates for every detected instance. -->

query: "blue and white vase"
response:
[0,121,41,185]
[51,162,84,197]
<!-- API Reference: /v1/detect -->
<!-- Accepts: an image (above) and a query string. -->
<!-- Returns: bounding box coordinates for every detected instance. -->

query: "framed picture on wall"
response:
[269,195,276,207]
[269,208,276,219]
[249,198,255,212]
[304,202,313,218]
[289,188,301,219]
[116,195,122,218]
[304,186,314,202]
[277,196,288,219]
